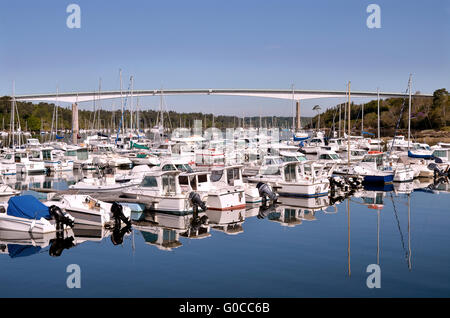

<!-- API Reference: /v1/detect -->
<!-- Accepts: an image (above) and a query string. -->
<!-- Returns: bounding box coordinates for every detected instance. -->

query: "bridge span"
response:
[14,88,433,103]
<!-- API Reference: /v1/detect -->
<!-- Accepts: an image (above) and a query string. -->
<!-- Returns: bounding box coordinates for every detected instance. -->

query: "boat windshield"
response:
[362,155,384,165]
[260,166,281,175]
[265,158,283,165]
[210,170,223,182]
[330,154,339,160]
[141,176,158,187]
[175,164,193,173]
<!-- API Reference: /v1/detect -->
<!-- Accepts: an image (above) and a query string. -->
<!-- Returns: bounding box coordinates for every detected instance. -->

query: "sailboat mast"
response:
[408,74,412,151]
[339,103,342,138]
[291,84,295,131]
[347,81,351,169]
[120,69,124,135]
[98,78,102,131]
[130,76,134,133]
[11,81,15,150]
[361,102,364,136]
[377,88,380,151]
[56,86,59,140]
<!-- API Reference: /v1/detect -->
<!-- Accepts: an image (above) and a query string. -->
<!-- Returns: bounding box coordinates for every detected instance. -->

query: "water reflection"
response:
[0,170,449,297]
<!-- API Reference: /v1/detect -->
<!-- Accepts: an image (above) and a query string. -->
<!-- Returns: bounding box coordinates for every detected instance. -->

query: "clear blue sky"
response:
[0,0,448,116]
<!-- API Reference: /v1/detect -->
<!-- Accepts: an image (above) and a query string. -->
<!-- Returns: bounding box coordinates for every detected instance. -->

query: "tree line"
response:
[0,96,312,132]
[306,88,449,135]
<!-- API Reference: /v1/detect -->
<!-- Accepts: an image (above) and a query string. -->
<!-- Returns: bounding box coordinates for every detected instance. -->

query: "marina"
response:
[0,107,449,297]
[1,0,448,303]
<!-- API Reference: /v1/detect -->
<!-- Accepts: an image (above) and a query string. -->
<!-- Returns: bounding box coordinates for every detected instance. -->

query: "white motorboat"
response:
[122,170,207,214]
[276,162,332,198]
[69,173,138,192]
[14,150,47,174]
[0,195,74,234]
[44,194,131,227]
[316,147,342,164]
[30,148,74,172]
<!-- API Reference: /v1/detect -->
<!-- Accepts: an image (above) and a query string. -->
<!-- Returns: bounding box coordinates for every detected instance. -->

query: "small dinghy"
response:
[0,195,74,234]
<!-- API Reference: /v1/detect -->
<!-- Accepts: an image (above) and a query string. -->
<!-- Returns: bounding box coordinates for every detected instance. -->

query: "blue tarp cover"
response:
[56,135,64,140]
[7,195,50,220]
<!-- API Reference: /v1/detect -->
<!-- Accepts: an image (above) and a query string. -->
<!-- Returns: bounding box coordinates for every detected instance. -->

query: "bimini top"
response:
[7,195,50,220]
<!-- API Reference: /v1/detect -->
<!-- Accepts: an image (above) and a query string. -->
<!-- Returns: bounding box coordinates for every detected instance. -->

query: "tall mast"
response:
[361,102,364,136]
[339,103,342,138]
[98,78,102,131]
[137,96,140,136]
[347,81,351,169]
[11,80,15,150]
[291,84,295,131]
[120,69,124,135]
[344,87,347,136]
[56,86,59,140]
[130,76,134,134]
[408,74,412,151]
[377,88,380,151]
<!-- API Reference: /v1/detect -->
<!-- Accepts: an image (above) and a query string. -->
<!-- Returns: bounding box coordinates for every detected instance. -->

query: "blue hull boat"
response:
[408,150,433,159]
[363,174,394,184]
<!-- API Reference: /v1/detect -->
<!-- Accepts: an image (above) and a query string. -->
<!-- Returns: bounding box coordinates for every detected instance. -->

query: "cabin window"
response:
[226,168,241,186]
[283,156,296,162]
[76,149,88,161]
[141,176,158,187]
[179,176,189,185]
[162,164,176,171]
[433,150,446,158]
[189,176,197,190]
[284,164,296,182]
[31,151,40,159]
[42,150,52,160]
[162,175,177,194]
[210,170,223,182]
[14,155,21,163]
[198,174,208,183]
[65,150,76,157]
[319,154,329,160]
[297,156,307,162]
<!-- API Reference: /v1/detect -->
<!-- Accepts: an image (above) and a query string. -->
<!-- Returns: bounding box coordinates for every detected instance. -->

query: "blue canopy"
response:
[8,244,42,258]
[7,195,51,220]
[56,135,64,140]
[362,131,375,136]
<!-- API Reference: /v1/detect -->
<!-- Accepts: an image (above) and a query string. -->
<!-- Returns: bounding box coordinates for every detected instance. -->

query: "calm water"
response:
[0,173,449,297]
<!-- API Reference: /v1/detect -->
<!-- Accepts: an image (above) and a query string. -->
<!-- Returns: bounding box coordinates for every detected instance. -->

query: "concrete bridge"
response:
[14,88,433,103]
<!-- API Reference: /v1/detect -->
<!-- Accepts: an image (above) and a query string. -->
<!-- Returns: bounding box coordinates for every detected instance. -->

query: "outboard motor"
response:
[256,182,277,203]
[49,232,75,257]
[111,223,132,246]
[111,202,132,227]
[190,214,208,232]
[189,192,207,212]
[49,205,74,230]
[257,203,277,219]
